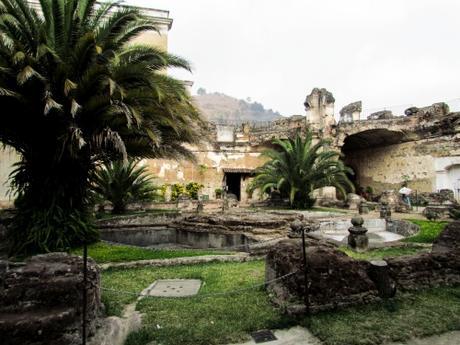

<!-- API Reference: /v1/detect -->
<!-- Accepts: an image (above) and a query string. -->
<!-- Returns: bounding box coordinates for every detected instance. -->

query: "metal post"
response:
[301,227,310,314]
[82,242,88,345]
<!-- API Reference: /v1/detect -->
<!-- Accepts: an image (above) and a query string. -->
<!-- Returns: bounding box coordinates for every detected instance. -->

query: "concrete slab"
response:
[226,326,323,345]
[144,279,201,297]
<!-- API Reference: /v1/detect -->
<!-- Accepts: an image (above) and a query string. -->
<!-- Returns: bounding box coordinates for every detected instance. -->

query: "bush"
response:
[186,182,204,200]
[171,184,188,201]
[158,184,169,202]
[215,188,223,199]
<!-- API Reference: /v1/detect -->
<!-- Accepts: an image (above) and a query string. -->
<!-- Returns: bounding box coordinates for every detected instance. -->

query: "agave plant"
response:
[92,159,158,214]
[0,0,205,254]
[248,130,354,209]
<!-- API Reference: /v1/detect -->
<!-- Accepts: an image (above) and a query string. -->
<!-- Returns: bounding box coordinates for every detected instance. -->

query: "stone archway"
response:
[340,129,406,194]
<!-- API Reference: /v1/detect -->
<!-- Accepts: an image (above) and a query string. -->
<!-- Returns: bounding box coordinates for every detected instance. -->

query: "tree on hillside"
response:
[0,0,205,255]
[247,130,354,209]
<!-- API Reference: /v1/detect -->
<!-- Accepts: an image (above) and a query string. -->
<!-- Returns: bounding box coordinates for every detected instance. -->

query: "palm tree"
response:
[248,130,354,209]
[0,0,206,255]
[92,159,158,215]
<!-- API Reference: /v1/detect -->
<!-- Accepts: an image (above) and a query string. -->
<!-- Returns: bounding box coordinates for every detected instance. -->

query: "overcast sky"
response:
[131,0,460,118]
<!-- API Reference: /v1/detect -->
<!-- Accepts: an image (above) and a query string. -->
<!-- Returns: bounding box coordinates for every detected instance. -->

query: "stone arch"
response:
[341,129,405,153]
[339,129,407,195]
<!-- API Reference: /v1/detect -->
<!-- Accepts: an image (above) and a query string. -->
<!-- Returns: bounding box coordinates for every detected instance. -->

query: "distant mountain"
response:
[193,91,282,123]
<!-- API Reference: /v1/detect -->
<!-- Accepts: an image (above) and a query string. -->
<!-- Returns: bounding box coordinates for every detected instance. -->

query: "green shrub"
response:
[186,182,204,200]
[215,188,223,199]
[171,183,187,201]
[158,184,169,202]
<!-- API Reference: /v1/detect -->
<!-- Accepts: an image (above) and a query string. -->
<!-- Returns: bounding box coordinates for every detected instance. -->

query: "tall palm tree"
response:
[248,130,354,209]
[0,0,206,254]
[92,159,158,215]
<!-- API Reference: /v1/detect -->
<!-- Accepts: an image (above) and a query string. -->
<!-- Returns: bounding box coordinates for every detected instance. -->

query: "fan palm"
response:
[0,0,205,254]
[248,130,354,209]
[92,159,158,214]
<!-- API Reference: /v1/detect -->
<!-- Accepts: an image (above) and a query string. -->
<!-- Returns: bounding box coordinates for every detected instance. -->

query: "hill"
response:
[193,91,282,123]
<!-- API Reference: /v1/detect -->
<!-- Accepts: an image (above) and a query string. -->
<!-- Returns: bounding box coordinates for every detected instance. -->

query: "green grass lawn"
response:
[70,242,229,264]
[403,219,449,243]
[339,245,430,260]
[101,261,460,345]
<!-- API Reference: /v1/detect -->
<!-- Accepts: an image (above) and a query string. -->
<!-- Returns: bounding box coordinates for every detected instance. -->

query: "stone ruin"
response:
[0,253,102,345]
[367,110,393,120]
[339,101,362,123]
[266,221,460,314]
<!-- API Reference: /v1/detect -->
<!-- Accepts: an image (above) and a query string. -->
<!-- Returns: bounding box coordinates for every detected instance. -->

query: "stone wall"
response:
[0,253,102,345]
[266,221,460,314]
[343,136,460,194]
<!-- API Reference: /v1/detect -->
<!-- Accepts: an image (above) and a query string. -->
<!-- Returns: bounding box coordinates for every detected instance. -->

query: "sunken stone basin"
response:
[97,210,301,251]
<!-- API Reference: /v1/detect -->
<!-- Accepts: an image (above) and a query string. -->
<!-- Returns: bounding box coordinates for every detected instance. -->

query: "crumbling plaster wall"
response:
[344,136,460,194]
[144,143,267,200]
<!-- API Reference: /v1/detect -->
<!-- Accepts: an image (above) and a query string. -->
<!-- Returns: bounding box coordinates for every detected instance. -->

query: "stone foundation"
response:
[266,221,460,314]
[0,253,102,345]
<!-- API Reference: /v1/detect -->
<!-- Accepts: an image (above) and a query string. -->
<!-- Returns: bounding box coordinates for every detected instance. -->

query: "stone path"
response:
[226,327,460,345]
[99,253,258,270]
[226,327,323,345]
[384,331,460,345]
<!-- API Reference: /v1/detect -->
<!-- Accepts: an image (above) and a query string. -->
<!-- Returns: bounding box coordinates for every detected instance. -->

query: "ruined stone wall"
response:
[143,115,309,202]
[144,143,267,200]
[344,135,460,194]
[0,253,102,345]
[266,221,460,314]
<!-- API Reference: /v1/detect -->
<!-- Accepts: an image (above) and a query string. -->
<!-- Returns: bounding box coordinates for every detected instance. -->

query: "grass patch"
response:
[403,219,448,243]
[71,242,229,264]
[339,246,430,260]
[102,261,292,343]
[306,287,460,345]
[101,261,460,345]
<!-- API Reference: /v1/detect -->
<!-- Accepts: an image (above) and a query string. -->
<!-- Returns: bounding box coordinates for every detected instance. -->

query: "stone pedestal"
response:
[359,202,369,214]
[347,216,369,252]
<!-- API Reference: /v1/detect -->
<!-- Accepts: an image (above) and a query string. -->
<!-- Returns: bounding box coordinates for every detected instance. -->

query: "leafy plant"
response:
[185,182,204,200]
[215,188,223,199]
[92,159,158,214]
[158,184,169,202]
[247,130,354,209]
[171,183,187,201]
[0,0,205,255]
